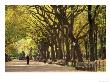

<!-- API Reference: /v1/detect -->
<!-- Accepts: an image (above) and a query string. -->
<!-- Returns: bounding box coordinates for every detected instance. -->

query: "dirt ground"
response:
[5,59,76,72]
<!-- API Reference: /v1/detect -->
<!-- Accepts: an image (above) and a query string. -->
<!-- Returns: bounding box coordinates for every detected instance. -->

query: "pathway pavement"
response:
[5,59,76,72]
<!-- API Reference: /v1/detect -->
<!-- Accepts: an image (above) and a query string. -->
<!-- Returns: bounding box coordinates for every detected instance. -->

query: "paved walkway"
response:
[5,59,76,72]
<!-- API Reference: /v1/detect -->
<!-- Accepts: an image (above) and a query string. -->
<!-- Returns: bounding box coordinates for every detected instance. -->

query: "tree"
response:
[5,5,106,64]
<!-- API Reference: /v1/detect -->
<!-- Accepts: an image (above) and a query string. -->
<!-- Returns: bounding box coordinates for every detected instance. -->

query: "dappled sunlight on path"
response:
[5,59,76,72]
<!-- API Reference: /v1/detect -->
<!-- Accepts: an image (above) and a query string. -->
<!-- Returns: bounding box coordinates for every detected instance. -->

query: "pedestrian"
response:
[26,55,29,65]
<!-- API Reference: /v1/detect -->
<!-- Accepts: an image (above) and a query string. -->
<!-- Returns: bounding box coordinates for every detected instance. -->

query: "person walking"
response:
[26,55,30,65]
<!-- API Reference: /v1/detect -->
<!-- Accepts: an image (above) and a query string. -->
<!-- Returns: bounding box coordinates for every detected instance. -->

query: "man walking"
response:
[26,55,29,65]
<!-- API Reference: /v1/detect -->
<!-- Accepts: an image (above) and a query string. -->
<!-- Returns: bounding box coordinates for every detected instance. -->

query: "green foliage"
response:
[5,5,106,61]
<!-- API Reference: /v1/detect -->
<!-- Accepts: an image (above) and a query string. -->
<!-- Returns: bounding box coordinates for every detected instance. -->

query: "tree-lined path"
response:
[5,5,106,72]
[5,59,76,72]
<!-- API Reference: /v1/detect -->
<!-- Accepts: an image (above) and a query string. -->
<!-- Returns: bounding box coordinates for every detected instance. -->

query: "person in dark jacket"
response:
[26,55,29,65]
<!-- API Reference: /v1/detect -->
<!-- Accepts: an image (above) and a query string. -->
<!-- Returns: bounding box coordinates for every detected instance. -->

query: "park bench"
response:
[85,61,96,71]
[75,62,85,70]
[47,59,52,64]
[75,61,96,71]
[56,59,66,66]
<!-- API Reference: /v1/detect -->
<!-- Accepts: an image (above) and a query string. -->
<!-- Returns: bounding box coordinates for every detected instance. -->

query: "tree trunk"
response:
[88,5,95,61]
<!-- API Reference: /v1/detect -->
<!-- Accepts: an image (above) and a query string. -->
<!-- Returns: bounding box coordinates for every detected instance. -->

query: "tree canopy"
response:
[5,5,106,62]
